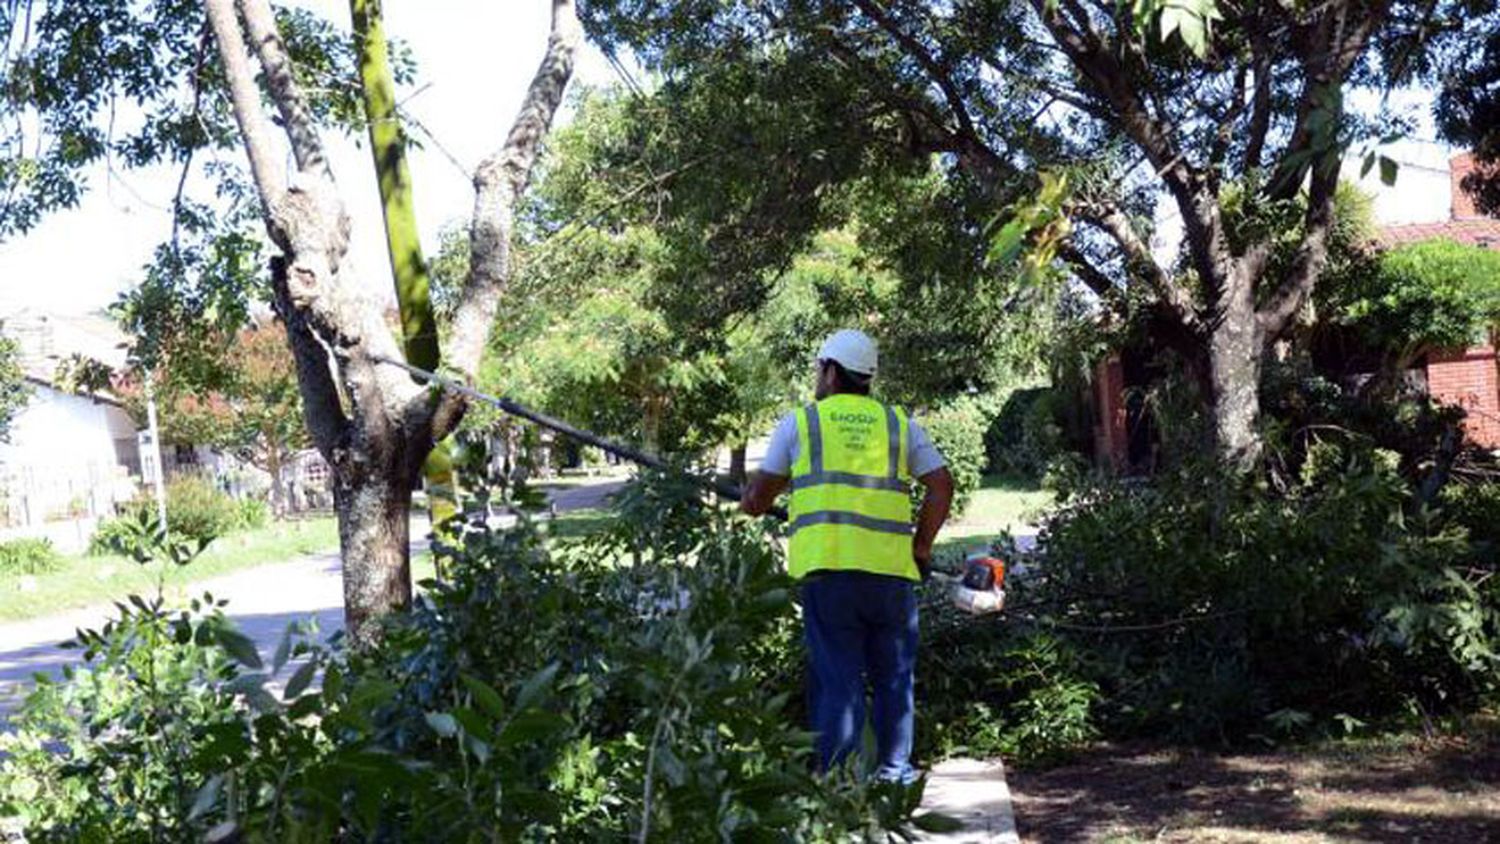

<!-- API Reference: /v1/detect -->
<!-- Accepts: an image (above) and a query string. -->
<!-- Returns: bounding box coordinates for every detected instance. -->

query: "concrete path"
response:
[919,759,1021,843]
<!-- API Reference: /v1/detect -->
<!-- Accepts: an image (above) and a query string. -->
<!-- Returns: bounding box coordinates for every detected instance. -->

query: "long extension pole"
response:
[372,354,784,519]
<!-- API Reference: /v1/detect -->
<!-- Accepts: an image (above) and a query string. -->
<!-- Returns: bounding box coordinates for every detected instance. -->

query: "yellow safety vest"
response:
[787,393,916,581]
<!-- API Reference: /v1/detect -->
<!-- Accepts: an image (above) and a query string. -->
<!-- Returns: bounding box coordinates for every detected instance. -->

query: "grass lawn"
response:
[936,473,1054,556]
[0,517,339,623]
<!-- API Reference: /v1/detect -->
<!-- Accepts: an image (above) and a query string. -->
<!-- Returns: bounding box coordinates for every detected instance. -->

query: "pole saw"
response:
[373,355,1005,615]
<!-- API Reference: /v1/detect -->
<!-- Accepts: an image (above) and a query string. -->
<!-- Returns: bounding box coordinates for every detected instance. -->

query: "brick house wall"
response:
[1426,345,1500,447]
[1092,355,1128,469]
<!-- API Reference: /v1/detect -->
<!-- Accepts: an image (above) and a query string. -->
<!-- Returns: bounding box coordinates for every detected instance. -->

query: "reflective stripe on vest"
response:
[787,395,916,581]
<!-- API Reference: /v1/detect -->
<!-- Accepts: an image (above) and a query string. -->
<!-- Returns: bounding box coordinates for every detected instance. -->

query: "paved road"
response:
[0,480,624,716]
[0,550,350,715]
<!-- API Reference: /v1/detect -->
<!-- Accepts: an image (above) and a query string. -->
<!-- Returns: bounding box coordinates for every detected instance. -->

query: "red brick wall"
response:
[1426,345,1500,447]
[1093,355,1128,469]
[1451,153,1499,220]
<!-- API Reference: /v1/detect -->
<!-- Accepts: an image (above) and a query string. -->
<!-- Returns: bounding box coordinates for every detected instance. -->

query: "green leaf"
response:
[912,811,965,833]
[216,627,263,669]
[452,707,495,744]
[461,674,507,719]
[514,662,560,712]
[1379,155,1399,187]
[272,625,293,674]
[425,711,459,738]
[497,709,569,748]
[283,660,318,700]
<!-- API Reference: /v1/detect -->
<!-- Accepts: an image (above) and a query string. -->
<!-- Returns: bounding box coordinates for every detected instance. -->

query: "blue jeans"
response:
[800,571,918,782]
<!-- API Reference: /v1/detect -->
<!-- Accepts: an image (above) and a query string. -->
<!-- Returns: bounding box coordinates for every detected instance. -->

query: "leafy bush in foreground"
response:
[1,470,926,842]
[1032,442,1499,743]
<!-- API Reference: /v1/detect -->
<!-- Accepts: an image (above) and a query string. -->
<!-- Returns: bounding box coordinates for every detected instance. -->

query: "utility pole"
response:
[143,370,169,535]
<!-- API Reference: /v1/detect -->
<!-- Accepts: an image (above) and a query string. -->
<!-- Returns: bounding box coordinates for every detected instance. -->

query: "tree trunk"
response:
[267,444,286,518]
[1208,272,1265,470]
[334,467,412,644]
[729,443,747,485]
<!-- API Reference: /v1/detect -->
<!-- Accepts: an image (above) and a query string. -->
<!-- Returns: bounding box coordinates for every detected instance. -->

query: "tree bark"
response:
[335,473,412,635]
[729,443,747,485]
[1208,266,1265,469]
[266,441,286,517]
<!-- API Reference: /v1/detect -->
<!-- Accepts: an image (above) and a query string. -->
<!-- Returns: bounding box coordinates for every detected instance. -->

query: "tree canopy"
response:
[575,0,1499,466]
[0,328,28,443]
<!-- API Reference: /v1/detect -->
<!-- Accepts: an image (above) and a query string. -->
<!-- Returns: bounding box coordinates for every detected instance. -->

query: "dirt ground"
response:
[1006,722,1500,843]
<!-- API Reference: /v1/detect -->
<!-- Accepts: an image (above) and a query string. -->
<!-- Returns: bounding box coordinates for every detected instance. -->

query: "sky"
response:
[0,1,617,317]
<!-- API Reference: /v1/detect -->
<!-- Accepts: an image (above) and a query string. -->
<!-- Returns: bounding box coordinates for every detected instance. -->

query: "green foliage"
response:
[2,472,924,841]
[914,397,991,516]
[0,594,326,841]
[919,588,1099,765]
[1031,436,1499,743]
[158,475,242,545]
[985,388,1066,481]
[235,496,269,531]
[1326,239,1500,367]
[91,477,245,555]
[87,516,138,557]
[0,538,61,576]
[0,328,29,443]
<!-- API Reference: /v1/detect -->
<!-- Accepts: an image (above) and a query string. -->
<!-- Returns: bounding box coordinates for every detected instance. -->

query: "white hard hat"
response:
[817,329,879,376]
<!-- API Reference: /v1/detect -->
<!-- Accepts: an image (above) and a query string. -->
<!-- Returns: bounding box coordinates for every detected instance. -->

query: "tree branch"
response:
[1028,0,1232,295]
[235,0,329,176]
[850,0,979,142]
[202,0,284,220]
[1257,1,1391,337]
[443,0,580,424]
[1058,244,1127,315]
[1078,202,1202,332]
[1243,29,1273,173]
[270,256,349,458]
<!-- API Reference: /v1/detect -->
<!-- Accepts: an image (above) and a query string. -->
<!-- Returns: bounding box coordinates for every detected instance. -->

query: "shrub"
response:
[918,572,1099,765]
[984,387,1065,480]
[1030,442,1499,743]
[92,477,244,554]
[161,475,241,543]
[234,496,269,530]
[0,538,61,576]
[916,396,989,516]
[0,592,308,841]
[0,471,930,841]
[87,517,135,556]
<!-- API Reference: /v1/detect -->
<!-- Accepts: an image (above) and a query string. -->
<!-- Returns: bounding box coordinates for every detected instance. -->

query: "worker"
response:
[740,329,954,784]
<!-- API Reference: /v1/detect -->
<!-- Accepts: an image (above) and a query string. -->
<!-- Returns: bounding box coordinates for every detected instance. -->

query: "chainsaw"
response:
[931,551,1007,615]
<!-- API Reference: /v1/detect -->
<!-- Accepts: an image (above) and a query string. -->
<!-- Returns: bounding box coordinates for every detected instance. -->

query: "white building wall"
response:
[0,382,140,531]
[1344,139,1454,226]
